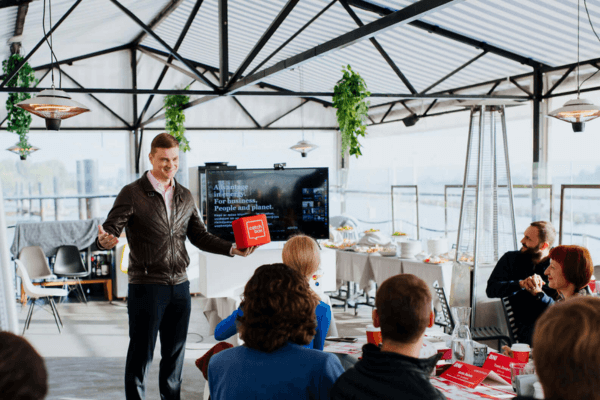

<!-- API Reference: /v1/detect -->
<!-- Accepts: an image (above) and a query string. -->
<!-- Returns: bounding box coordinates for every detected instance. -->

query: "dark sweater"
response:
[486,251,557,344]
[330,344,446,400]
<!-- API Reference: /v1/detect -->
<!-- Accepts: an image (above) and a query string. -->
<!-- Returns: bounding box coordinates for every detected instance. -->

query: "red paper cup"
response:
[511,343,531,363]
[366,325,382,346]
[437,348,452,360]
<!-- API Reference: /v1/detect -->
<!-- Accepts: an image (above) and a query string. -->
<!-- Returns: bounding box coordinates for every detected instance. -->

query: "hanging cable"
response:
[42,0,61,88]
[579,0,600,89]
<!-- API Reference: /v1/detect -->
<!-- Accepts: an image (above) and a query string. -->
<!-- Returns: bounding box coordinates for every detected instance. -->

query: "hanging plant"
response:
[333,65,371,158]
[2,54,38,159]
[164,85,191,152]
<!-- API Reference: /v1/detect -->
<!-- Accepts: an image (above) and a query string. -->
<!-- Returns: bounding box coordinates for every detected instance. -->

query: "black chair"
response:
[433,281,511,350]
[53,245,90,304]
[501,297,520,344]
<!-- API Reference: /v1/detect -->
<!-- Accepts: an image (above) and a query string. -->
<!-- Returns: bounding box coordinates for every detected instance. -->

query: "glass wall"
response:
[0,130,129,245]
[342,104,534,250]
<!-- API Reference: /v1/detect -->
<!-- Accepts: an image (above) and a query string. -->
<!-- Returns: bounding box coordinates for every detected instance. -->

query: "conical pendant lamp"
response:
[16,0,89,130]
[290,66,318,157]
[17,86,90,130]
[547,0,600,132]
[7,142,40,160]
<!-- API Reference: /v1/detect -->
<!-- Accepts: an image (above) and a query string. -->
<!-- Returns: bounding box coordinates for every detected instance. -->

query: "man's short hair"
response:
[533,297,600,400]
[530,221,556,247]
[375,274,431,344]
[0,331,47,400]
[549,245,594,290]
[150,133,180,154]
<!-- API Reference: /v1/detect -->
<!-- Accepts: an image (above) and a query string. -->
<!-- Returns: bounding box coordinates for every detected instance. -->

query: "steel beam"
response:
[265,100,307,127]
[0,68,50,128]
[544,66,575,97]
[110,0,217,90]
[0,0,83,88]
[135,0,204,128]
[247,0,337,77]
[422,99,438,116]
[509,77,532,97]
[227,0,300,88]
[24,126,338,131]
[219,0,228,87]
[141,95,219,127]
[0,0,32,9]
[486,80,501,95]
[10,2,28,55]
[227,0,460,93]
[233,97,261,128]
[346,0,548,70]
[533,68,542,164]
[340,0,417,94]
[131,0,185,45]
[58,67,132,129]
[380,103,395,122]
[0,87,529,100]
[421,51,487,94]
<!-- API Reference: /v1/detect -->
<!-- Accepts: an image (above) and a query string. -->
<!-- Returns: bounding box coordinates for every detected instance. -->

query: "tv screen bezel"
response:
[204,167,329,242]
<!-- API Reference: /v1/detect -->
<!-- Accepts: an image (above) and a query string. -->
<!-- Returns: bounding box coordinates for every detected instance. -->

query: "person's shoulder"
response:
[316,300,331,313]
[209,345,242,365]
[499,251,521,263]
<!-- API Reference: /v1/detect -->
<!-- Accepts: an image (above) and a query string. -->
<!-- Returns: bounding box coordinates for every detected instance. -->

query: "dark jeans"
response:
[125,281,191,400]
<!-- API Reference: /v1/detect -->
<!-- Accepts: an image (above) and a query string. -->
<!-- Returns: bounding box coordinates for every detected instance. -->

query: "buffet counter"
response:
[333,249,453,311]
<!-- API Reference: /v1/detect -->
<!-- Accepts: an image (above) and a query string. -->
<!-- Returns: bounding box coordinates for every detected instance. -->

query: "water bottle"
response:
[451,306,474,364]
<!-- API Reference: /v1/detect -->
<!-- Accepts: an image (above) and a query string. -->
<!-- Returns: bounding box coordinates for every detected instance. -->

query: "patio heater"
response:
[450,103,518,327]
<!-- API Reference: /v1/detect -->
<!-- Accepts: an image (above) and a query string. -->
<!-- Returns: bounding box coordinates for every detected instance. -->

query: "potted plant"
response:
[164,85,191,152]
[2,54,37,160]
[333,65,371,158]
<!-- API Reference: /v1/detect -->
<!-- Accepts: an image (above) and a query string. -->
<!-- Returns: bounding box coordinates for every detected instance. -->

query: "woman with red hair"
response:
[527,244,593,304]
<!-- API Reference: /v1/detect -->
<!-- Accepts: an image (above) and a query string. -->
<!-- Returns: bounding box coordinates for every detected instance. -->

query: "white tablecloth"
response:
[334,250,453,312]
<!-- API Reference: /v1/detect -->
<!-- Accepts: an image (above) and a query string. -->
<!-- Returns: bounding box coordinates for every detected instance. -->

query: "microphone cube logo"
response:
[246,219,266,240]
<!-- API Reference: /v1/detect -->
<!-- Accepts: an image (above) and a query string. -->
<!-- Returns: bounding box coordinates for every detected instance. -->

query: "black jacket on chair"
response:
[330,344,446,400]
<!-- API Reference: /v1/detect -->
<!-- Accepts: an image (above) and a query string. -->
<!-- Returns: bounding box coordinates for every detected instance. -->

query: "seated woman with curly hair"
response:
[215,235,332,350]
[208,263,344,400]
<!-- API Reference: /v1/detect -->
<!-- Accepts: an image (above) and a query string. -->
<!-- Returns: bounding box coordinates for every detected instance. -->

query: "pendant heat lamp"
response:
[290,140,318,157]
[16,0,89,130]
[17,86,90,130]
[290,66,318,157]
[547,0,600,132]
[7,142,39,160]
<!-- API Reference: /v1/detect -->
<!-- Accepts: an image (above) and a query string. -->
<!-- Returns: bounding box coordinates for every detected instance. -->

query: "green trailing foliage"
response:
[2,54,38,159]
[164,85,191,152]
[333,65,370,158]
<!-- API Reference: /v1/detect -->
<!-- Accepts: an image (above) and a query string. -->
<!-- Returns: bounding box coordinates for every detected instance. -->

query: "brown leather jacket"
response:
[99,172,232,285]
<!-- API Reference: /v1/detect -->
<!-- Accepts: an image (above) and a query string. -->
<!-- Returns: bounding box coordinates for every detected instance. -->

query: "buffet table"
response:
[333,249,453,311]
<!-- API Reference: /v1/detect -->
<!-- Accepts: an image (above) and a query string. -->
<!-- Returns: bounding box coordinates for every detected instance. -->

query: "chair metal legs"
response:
[22,300,35,336]
[76,279,88,304]
[48,297,63,333]
[22,297,63,335]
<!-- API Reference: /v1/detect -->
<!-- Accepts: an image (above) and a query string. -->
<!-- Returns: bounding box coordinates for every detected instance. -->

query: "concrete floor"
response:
[18,295,375,400]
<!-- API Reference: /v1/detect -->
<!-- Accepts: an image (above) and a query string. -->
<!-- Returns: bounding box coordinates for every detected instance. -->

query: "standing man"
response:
[97,133,255,400]
[486,221,557,345]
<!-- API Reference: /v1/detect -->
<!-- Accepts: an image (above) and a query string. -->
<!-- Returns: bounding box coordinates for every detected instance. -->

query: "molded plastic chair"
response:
[433,281,511,349]
[53,245,89,304]
[18,246,57,281]
[16,259,68,335]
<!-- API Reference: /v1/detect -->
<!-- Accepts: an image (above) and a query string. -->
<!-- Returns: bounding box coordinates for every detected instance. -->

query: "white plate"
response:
[379,251,398,257]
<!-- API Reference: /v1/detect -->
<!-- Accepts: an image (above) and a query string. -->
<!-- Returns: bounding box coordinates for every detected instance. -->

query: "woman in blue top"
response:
[214,235,332,350]
[208,263,344,400]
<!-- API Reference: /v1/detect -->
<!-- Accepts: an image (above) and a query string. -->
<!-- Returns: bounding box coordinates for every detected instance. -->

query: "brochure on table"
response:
[482,352,519,384]
[432,377,515,400]
[440,361,507,389]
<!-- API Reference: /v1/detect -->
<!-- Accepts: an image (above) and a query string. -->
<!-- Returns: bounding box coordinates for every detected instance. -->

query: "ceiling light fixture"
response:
[547,0,600,132]
[16,0,89,130]
[7,142,40,160]
[290,66,317,157]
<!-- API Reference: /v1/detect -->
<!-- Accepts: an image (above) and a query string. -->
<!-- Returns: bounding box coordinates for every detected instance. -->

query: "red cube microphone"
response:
[232,214,271,250]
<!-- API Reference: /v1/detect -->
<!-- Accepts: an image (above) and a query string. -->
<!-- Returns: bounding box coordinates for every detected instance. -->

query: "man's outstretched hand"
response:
[232,246,257,257]
[98,225,119,250]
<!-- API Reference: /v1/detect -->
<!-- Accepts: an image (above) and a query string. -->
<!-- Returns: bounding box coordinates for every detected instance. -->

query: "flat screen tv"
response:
[206,168,329,242]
